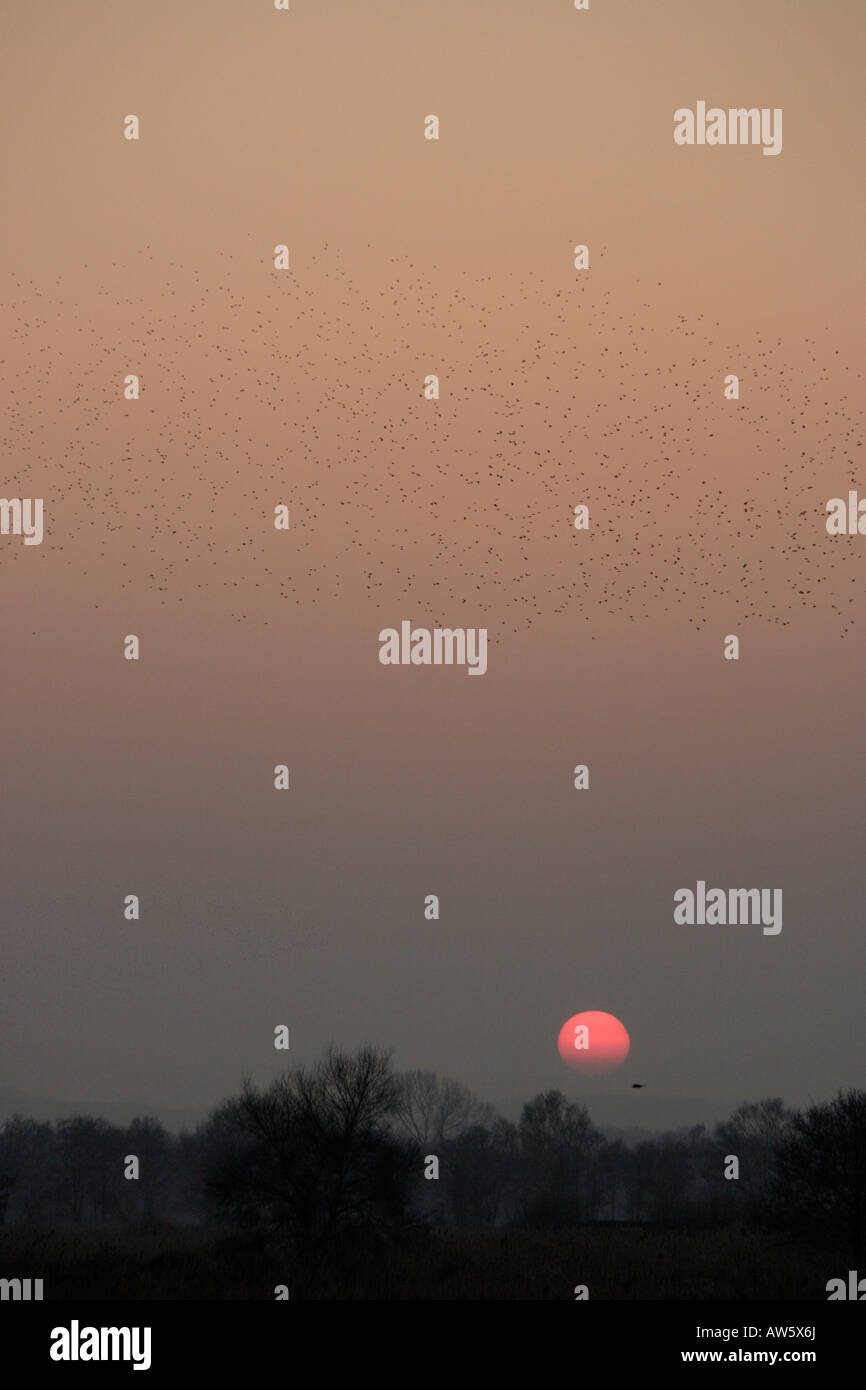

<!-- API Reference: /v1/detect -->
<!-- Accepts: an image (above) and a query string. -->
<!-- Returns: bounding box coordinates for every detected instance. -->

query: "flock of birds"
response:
[2,243,862,640]
[3,246,861,1098]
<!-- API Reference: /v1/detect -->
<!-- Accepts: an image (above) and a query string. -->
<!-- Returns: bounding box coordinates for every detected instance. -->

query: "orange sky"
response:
[1,0,864,1127]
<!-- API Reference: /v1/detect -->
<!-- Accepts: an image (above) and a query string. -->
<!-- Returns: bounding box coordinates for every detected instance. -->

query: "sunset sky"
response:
[2,0,864,1131]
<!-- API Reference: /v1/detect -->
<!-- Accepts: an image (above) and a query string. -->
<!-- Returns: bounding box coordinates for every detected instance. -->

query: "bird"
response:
[2,242,859,637]
[631,1084,644,1089]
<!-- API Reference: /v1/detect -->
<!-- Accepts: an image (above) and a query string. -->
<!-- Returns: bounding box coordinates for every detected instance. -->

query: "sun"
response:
[557,1011,630,1075]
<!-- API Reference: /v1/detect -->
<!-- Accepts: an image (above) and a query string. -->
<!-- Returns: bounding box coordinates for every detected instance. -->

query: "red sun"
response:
[557,1011,630,1075]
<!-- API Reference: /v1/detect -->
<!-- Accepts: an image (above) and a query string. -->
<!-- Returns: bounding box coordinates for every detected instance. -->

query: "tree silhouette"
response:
[442,1118,518,1227]
[198,1045,414,1268]
[715,1097,794,1215]
[393,1070,495,1149]
[0,1116,54,1223]
[54,1116,123,1223]
[517,1090,603,1226]
[770,1088,866,1266]
[124,1117,173,1224]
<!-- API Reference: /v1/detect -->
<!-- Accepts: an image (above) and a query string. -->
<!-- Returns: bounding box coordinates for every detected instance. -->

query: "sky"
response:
[1,0,864,1133]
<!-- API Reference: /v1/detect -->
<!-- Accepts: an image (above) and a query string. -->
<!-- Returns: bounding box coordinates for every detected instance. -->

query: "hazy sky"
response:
[1,0,864,1132]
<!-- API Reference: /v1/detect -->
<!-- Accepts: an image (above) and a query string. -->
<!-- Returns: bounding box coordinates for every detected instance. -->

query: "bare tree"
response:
[770,1089,866,1265]
[123,1117,172,1224]
[0,1116,54,1223]
[443,1118,517,1227]
[198,1046,413,1266]
[393,1070,495,1148]
[517,1090,604,1226]
[715,1098,794,1210]
[54,1116,123,1223]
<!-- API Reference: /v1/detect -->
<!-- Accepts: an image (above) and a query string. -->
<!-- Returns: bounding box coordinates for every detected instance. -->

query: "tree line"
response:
[1,1047,864,1271]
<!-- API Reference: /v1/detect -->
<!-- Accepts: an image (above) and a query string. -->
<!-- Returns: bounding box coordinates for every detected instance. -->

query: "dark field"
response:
[0,1222,831,1301]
